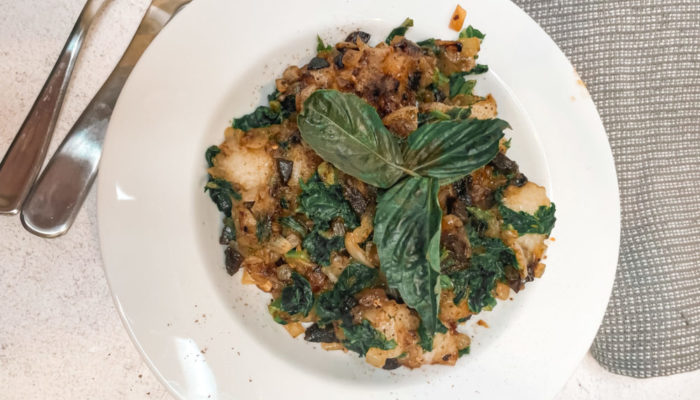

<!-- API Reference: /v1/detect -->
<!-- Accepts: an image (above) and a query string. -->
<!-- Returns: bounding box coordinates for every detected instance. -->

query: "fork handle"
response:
[0,0,104,215]
[20,0,190,238]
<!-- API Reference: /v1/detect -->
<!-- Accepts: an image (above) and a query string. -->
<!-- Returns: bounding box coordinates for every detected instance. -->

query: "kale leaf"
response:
[280,272,314,317]
[268,298,288,325]
[255,214,272,242]
[315,263,378,325]
[205,145,220,167]
[268,89,296,116]
[302,229,345,266]
[466,206,495,234]
[342,320,397,356]
[499,203,557,236]
[233,105,283,131]
[298,173,359,230]
[204,176,241,216]
[449,227,518,313]
[279,215,308,237]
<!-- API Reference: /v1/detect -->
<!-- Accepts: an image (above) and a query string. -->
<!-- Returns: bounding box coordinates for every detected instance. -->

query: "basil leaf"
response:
[499,203,557,236]
[403,119,508,180]
[302,229,345,266]
[385,17,414,44]
[280,272,314,317]
[298,90,408,188]
[374,176,442,335]
[342,320,397,356]
[439,274,454,290]
[417,319,448,351]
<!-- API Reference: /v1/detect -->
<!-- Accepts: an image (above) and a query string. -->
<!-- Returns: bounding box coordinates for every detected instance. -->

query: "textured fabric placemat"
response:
[511,0,700,377]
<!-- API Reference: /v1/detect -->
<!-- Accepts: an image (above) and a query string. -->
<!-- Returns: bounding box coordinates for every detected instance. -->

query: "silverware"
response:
[20,0,193,238]
[0,0,108,215]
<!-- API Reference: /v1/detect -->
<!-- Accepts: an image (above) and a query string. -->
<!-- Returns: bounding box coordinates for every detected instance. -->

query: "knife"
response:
[20,0,193,238]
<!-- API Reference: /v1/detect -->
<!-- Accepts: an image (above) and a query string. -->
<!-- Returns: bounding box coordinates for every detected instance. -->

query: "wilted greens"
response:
[298,89,508,335]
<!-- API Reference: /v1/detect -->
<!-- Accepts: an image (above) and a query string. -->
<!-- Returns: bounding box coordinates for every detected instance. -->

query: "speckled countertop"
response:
[1,0,699,398]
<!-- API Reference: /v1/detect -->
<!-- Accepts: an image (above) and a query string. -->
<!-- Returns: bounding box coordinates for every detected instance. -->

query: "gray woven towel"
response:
[512,0,700,377]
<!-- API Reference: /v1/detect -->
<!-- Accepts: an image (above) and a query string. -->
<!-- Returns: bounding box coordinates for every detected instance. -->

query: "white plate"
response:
[98,0,620,399]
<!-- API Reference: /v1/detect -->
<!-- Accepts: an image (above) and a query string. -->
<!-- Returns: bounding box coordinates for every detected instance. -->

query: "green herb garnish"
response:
[385,18,414,44]
[459,25,485,40]
[316,35,333,52]
[298,89,507,336]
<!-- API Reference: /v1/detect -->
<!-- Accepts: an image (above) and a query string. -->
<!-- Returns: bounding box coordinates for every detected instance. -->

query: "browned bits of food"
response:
[476,319,490,328]
[203,15,556,370]
[381,106,418,137]
[275,158,294,185]
[224,246,244,275]
[469,165,508,209]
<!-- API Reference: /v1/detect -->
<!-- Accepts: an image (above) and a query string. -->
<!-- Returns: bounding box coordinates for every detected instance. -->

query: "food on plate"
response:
[204,17,556,369]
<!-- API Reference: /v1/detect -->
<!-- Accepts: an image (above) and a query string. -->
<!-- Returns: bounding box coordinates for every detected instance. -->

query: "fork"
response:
[20,0,193,238]
[0,0,108,215]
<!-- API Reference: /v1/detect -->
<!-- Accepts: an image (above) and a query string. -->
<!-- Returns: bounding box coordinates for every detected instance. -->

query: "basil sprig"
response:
[298,90,508,335]
[297,90,409,188]
[374,176,442,334]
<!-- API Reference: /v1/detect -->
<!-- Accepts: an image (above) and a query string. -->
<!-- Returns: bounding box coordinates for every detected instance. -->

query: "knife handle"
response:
[21,0,191,238]
[0,0,105,215]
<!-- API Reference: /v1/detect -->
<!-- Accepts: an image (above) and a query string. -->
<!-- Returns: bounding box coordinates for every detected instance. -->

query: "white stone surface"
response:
[0,0,699,398]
